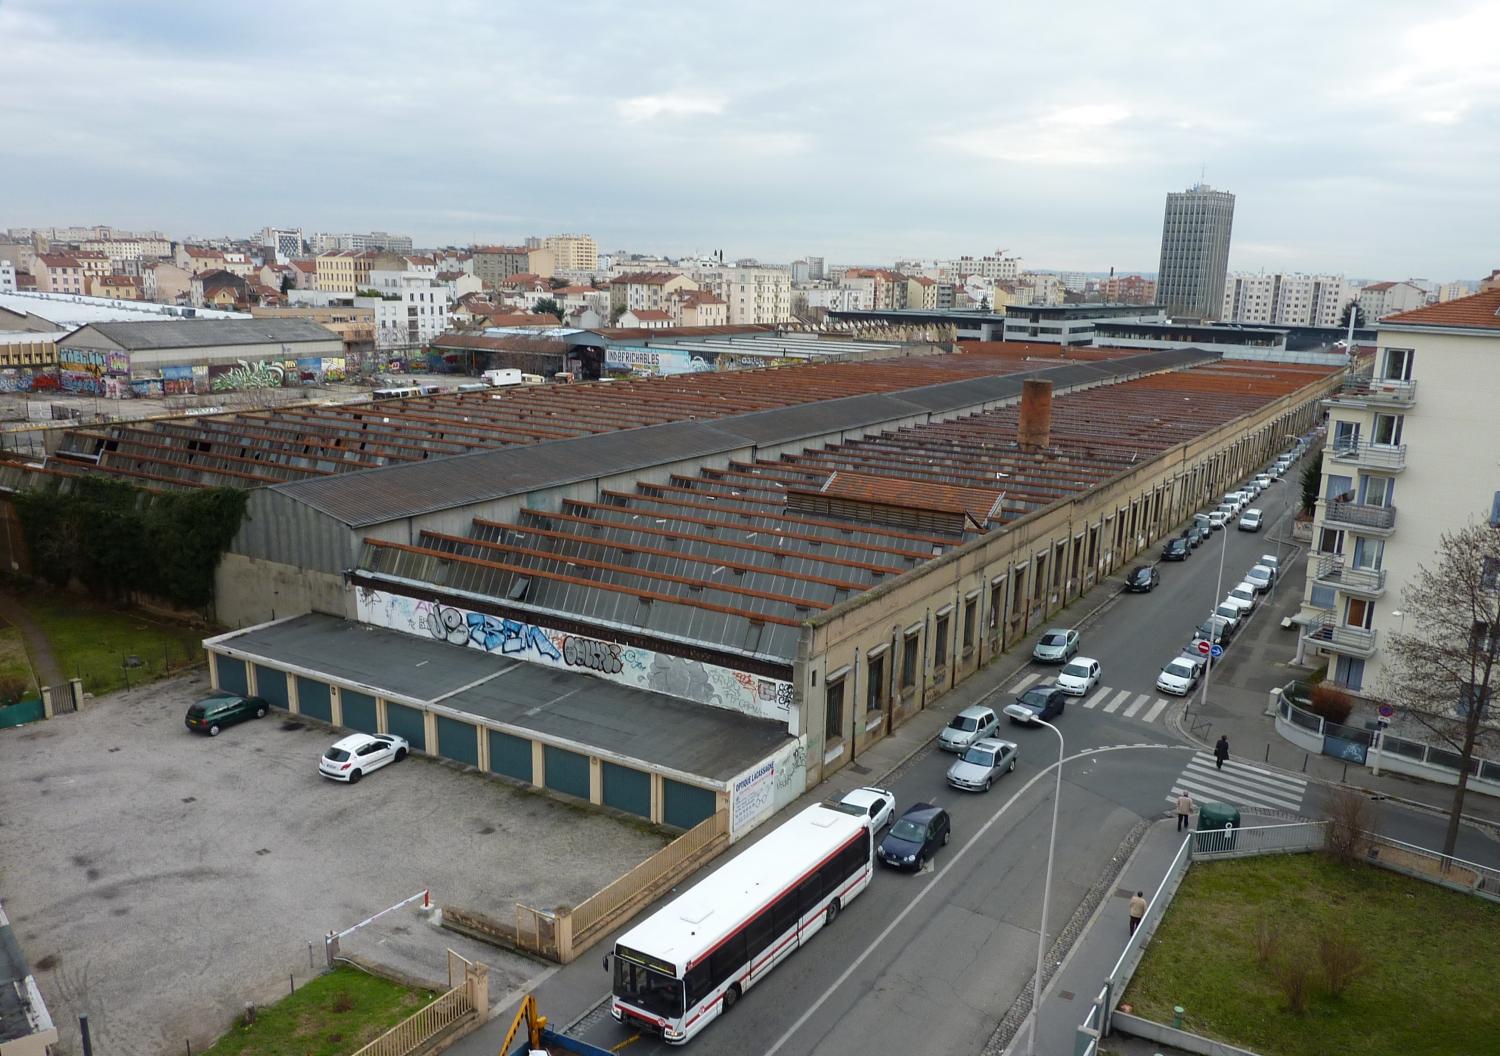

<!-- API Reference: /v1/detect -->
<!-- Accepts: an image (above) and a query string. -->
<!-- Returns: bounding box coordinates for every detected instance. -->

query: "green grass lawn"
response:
[1123,853,1500,1056]
[24,593,210,696]
[0,625,38,693]
[202,966,432,1056]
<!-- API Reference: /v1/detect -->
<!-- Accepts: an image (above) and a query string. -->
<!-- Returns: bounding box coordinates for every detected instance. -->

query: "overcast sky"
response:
[3,1,1496,279]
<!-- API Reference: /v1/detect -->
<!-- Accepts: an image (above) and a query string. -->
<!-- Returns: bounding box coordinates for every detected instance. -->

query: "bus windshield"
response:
[614,958,684,1018]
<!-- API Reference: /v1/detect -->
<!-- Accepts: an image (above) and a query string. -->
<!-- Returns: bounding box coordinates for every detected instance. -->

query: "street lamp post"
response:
[1200,516,1229,713]
[1004,706,1064,1056]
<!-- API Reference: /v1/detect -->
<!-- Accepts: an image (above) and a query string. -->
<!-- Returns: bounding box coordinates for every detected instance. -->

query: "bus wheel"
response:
[825,898,841,926]
[723,984,740,1011]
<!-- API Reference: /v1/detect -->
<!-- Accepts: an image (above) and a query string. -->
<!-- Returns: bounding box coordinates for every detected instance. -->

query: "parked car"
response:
[1259,554,1280,576]
[1056,657,1102,696]
[1160,537,1189,562]
[1245,564,1274,592]
[1182,525,1205,548]
[1129,565,1163,591]
[1032,628,1080,663]
[184,692,269,736]
[1190,617,1235,652]
[1156,655,1206,696]
[1007,684,1068,724]
[1227,582,1259,611]
[1207,510,1229,530]
[1213,602,1244,631]
[1193,513,1213,535]
[838,786,895,830]
[1221,494,1245,514]
[1253,474,1275,490]
[877,803,951,870]
[946,738,1018,792]
[1238,509,1264,532]
[319,732,409,782]
[938,704,999,752]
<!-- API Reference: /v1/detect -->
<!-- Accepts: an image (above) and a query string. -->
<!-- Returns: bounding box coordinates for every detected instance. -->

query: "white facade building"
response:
[800,285,873,312]
[1222,273,1355,327]
[360,268,451,351]
[0,260,15,294]
[1357,281,1427,322]
[707,266,791,325]
[941,254,1022,282]
[1297,289,1500,694]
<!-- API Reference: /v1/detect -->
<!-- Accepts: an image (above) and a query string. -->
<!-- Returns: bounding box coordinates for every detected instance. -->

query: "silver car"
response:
[938,704,999,752]
[946,737,1018,792]
[1032,628,1079,663]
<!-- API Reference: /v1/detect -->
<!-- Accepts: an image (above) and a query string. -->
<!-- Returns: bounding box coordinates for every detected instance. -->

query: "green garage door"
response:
[544,745,590,801]
[341,690,378,734]
[297,677,331,722]
[602,762,651,819]
[385,701,426,751]
[663,779,716,830]
[487,729,532,782]
[254,666,289,710]
[216,655,248,695]
[436,716,478,767]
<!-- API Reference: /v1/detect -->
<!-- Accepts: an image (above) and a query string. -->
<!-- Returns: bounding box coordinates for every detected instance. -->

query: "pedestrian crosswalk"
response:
[1166,751,1308,815]
[1006,674,1175,728]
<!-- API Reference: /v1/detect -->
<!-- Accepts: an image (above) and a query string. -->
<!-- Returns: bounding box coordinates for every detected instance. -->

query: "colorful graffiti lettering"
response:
[422,602,562,661]
[209,359,286,392]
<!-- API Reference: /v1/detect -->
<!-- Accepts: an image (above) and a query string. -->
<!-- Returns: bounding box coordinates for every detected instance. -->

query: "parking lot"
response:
[0,669,668,1056]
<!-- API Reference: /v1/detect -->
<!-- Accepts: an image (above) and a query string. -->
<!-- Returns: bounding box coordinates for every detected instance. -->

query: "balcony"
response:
[1302,611,1378,658]
[1312,554,1387,598]
[1324,499,1397,534]
[1329,441,1406,472]
[1336,374,1417,407]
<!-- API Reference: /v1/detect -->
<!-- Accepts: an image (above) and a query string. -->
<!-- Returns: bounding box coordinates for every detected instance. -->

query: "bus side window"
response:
[772,891,798,936]
[797,876,822,919]
[745,908,774,958]
[708,931,746,988]
[685,963,712,1007]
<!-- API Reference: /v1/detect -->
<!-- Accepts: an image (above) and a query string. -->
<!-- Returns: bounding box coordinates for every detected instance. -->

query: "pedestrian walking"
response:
[1128,891,1147,935]
[1175,790,1195,831]
[1214,735,1230,770]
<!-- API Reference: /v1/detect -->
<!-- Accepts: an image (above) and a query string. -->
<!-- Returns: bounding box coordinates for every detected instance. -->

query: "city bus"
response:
[608,802,873,1044]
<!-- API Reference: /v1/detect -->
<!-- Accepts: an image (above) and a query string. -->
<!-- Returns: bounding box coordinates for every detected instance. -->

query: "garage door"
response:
[385,702,426,751]
[602,762,650,819]
[215,655,248,695]
[544,745,589,801]
[341,690,378,734]
[663,779,716,830]
[254,666,289,710]
[487,729,532,782]
[436,716,478,768]
[297,677,331,723]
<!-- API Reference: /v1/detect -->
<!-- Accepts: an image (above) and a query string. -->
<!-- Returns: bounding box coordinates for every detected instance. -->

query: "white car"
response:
[1259,554,1280,575]
[1207,510,1230,530]
[1220,494,1243,515]
[839,786,895,831]
[1238,509,1263,531]
[320,732,409,783]
[939,704,999,752]
[1227,582,1259,611]
[1157,655,1205,696]
[1246,564,1274,592]
[1056,657,1102,696]
[1213,602,1243,631]
[1253,474,1274,490]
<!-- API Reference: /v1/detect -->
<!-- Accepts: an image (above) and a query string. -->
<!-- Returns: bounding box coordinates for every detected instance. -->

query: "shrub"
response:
[1307,684,1354,724]
[330,989,354,1012]
[1322,787,1374,866]
[0,675,30,706]
[1273,955,1311,1014]
[1317,929,1369,998]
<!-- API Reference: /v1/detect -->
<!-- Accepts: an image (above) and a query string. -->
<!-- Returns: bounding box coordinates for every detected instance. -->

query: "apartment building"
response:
[1157,182,1235,319]
[314,250,376,294]
[1297,288,1500,693]
[710,266,791,325]
[906,275,939,310]
[176,245,227,275]
[33,254,86,294]
[670,289,728,327]
[90,275,143,300]
[1357,281,1427,322]
[81,236,172,263]
[0,260,15,294]
[609,272,699,317]
[472,245,554,288]
[1099,274,1157,305]
[359,263,452,351]
[312,231,413,254]
[542,233,598,272]
[942,254,1022,282]
[260,227,304,263]
[1222,273,1354,328]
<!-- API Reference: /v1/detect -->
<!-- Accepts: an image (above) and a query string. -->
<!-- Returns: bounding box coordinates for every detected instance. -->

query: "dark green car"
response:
[184,693,268,736]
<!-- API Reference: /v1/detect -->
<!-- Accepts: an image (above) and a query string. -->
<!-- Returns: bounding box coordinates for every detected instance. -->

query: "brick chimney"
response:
[1018,379,1053,451]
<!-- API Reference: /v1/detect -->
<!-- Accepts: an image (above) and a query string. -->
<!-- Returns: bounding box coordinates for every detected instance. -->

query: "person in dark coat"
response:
[1214,735,1230,770]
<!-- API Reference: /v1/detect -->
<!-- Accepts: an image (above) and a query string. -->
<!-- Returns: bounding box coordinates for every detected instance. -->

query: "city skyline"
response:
[2,1,1496,278]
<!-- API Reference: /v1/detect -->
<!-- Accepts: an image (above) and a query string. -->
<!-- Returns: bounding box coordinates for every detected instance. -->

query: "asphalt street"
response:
[468,445,1500,1056]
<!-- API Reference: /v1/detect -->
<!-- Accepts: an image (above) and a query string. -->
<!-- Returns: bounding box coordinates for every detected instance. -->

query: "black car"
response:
[1009,684,1067,724]
[184,692,269,736]
[1182,525,1205,548]
[877,803,951,870]
[1127,564,1162,591]
[1161,537,1190,562]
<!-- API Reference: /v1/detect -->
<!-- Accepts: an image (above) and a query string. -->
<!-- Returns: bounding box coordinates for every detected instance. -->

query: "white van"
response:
[481,368,523,387]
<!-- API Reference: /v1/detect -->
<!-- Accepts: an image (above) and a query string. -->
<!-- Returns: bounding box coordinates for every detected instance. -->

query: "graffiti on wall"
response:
[58,348,129,395]
[209,359,286,392]
[356,589,792,721]
[728,736,808,839]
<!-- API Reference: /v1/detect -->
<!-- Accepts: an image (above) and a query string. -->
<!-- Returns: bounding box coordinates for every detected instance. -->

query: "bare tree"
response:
[1377,521,1500,856]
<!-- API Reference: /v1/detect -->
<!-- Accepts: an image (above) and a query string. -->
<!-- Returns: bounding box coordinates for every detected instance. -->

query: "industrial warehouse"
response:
[30,343,1339,839]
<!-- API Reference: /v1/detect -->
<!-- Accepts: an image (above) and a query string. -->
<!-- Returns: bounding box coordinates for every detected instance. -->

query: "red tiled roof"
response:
[1362,281,1396,292]
[910,275,936,286]
[38,253,81,268]
[615,271,684,286]
[483,312,561,326]
[675,290,725,306]
[628,309,672,321]
[1381,288,1500,331]
[499,273,549,288]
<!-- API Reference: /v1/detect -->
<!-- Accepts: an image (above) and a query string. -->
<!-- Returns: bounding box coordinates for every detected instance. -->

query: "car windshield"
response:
[1041,633,1066,646]
[960,747,995,766]
[949,715,978,732]
[186,704,206,717]
[613,959,684,1018]
[1166,661,1194,678]
[324,747,351,762]
[890,818,926,841]
[1061,662,1089,678]
[1019,688,1051,707]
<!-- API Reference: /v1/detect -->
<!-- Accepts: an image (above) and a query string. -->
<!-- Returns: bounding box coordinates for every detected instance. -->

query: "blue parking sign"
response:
[1210,644,1224,658]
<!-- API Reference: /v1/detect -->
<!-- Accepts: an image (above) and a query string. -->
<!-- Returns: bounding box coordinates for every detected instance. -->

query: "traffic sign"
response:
[1210,644,1224,658]
[1197,640,1212,656]
[1378,703,1395,719]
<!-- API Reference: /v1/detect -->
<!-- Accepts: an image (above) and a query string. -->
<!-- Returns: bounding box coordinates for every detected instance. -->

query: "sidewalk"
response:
[1014,818,1187,1056]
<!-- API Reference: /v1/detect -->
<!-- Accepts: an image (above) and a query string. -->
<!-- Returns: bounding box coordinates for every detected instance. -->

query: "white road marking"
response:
[1102,689,1131,713]
[1142,698,1170,724]
[1009,672,1042,694]
[1122,693,1150,718]
[1083,686,1112,709]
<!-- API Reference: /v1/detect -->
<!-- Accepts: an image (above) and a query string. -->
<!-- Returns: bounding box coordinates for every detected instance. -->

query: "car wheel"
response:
[983,778,992,792]
[917,851,928,870]
[825,898,841,926]
[723,984,740,1011]
[1008,758,1016,772]
[942,830,950,846]
[349,769,362,784]
[254,705,267,718]
[208,724,221,737]
[395,747,408,761]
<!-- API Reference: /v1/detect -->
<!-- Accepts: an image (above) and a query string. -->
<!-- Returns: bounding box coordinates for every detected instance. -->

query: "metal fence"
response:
[1366,832,1500,901]
[1190,820,1327,859]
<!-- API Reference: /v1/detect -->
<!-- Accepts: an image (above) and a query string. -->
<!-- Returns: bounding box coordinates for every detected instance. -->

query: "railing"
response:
[1376,730,1500,783]
[1365,832,1500,899]
[349,984,473,1056]
[1329,441,1407,470]
[1313,554,1387,595]
[1191,820,1327,859]
[1324,500,1397,531]
[1338,374,1417,404]
[1301,612,1377,655]
[567,808,730,945]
